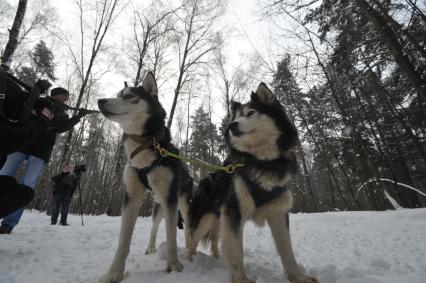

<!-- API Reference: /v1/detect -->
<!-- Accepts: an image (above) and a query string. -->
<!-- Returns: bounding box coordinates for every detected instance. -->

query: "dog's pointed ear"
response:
[124,81,128,87]
[142,71,158,97]
[252,83,274,104]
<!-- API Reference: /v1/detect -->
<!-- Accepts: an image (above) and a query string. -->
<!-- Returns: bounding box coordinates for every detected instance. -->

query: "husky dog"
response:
[188,83,318,283]
[98,72,192,283]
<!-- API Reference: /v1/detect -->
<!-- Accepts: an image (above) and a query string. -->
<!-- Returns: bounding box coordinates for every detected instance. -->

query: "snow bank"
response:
[1,209,425,283]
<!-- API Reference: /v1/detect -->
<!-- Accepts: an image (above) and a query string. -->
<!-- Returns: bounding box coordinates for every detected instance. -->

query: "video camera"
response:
[74,164,87,173]
[44,96,100,115]
[0,65,52,123]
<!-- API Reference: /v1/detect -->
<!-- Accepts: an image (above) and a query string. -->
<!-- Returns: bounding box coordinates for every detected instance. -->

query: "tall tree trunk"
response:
[287,110,318,211]
[308,31,389,210]
[296,142,317,211]
[366,69,426,163]
[288,88,360,209]
[167,17,193,129]
[357,0,426,109]
[107,135,126,215]
[60,0,119,166]
[1,0,28,68]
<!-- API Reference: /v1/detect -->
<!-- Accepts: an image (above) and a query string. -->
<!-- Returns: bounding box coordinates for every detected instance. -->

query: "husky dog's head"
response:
[98,72,166,136]
[226,83,298,160]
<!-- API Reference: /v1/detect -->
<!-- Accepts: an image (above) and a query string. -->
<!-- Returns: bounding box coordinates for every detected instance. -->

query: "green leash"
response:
[154,141,244,174]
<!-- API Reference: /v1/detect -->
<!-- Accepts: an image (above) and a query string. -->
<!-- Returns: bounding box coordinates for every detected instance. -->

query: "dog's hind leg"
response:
[210,217,220,258]
[186,214,219,261]
[178,195,191,251]
[267,212,318,283]
[145,202,163,255]
[99,164,145,283]
[164,202,183,272]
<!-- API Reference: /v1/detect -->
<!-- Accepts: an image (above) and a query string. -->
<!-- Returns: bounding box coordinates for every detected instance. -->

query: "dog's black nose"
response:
[98,99,107,106]
[228,121,238,131]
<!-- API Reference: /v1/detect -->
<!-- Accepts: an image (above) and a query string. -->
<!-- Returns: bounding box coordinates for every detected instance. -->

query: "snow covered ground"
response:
[1,208,425,283]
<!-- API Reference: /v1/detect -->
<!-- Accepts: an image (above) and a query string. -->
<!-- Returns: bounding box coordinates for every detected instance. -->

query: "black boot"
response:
[0,224,13,234]
[60,222,70,226]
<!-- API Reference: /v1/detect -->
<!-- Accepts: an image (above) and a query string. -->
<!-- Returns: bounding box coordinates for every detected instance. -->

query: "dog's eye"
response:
[247,110,256,117]
[123,94,135,99]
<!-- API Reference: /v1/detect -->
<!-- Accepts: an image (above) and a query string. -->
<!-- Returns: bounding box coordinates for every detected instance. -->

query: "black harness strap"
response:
[238,169,288,208]
[136,157,163,191]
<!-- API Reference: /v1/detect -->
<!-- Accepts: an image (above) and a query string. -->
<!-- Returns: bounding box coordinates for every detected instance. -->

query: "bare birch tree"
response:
[57,0,124,165]
[167,0,225,128]
[1,0,27,68]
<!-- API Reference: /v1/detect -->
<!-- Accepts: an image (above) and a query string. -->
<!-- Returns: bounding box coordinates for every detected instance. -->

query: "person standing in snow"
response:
[50,163,85,226]
[0,72,54,225]
[0,101,54,220]
[0,87,89,234]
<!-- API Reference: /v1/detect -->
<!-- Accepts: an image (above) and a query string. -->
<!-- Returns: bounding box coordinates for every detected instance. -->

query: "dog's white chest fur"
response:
[124,139,157,169]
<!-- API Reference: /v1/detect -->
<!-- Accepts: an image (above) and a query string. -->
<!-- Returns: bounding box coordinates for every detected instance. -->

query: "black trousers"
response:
[51,192,72,224]
[0,176,34,219]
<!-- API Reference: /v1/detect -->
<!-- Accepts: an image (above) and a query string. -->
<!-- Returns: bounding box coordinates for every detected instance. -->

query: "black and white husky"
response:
[188,83,318,283]
[97,72,192,283]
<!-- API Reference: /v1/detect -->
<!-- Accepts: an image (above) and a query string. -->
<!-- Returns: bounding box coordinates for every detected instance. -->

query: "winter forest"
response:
[1,0,425,216]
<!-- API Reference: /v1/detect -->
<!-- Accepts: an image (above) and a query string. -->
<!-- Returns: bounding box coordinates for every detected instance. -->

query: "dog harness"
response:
[125,130,167,191]
[238,169,288,208]
[136,157,164,191]
[125,131,163,160]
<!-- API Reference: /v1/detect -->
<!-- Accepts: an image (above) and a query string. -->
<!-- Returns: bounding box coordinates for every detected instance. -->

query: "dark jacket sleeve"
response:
[52,172,67,183]
[0,115,48,156]
[70,174,81,195]
[53,113,81,133]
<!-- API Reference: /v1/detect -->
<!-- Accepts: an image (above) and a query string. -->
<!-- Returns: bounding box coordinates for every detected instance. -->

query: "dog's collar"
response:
[124,128,165,159]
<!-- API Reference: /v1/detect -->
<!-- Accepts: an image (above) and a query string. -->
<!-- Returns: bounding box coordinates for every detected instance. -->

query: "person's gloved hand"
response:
[77,108,92,117]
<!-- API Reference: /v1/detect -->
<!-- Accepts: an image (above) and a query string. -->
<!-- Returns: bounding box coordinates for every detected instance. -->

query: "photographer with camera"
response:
[51,163,86,226]
[0,87,90,234]
[0,72,54,221]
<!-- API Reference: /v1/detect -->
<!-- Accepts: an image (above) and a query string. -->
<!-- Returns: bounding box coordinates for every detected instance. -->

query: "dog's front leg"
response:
[145,202,163,254]
[267,212,318,283]
[164,203,183,272]
[99,164,145,283]
[221,213,253,283]
[178,195,191,252]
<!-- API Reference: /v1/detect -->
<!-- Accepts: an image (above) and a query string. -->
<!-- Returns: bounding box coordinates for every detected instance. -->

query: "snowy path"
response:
[1,209,425,283]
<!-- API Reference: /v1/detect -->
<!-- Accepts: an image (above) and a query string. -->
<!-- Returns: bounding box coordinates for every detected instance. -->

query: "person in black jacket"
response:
[51,163,82,226]
[0,87,88,233]
[0,72,54,232]
[0,110,53,222]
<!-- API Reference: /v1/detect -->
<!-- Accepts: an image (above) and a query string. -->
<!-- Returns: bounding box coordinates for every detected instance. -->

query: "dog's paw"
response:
[211,250,219,259]
[183,250,195,261]
[98,271,125,283]
[166,260,183,273]
[291,276,318,283]
[145,246,157,255]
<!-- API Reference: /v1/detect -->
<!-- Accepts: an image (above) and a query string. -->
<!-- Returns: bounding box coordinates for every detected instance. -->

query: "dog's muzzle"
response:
[97,99,107,111]
[228,121,243,136]
[97,99,119,116]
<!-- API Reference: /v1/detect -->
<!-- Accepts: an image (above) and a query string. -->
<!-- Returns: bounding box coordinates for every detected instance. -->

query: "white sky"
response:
[49,0,265,119]
[2,0,298,130]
